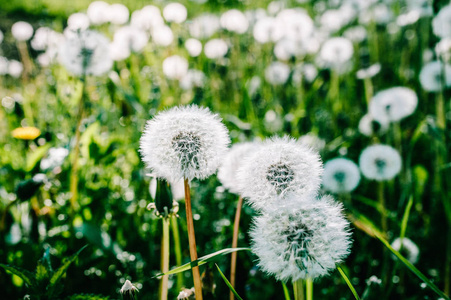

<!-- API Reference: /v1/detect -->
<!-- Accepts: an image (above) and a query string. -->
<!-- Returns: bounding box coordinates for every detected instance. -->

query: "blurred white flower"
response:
[0,57,8,75]
[343,26,367,43]
[140,105,230,182]
[67,13,90,31]
[277,9,314,42]
[319,37,354,70]
[244,8,267,26]
[162,55,188,80]
[433,4,451,38]
[359,145,402,181]
[322,158,360,194]
[358,113,389,137]
[180,69,206,90]
[419,61,451,92]
[220,9,249,34]
[152,25,174,46]
[356,63,381,79]
[236,136,323,210]
[247,76,262,97]
[109,42,130,61]
[185,38,202,57]
[292,63,318,84]
[407,0,433,17]
[320,8,354,33]
[298,133,326,151]
[397,10,420,27]
[204,39,228,59]
[163,3,187,23]
[59,30,112,77]
[189,14,220,39]
[274,39,302,61]
[250,195,351,281]
[87,1,110,25]
[40,147,69,171]
[131,6,164,31]
[8,60,23,78]
[253,17,285,44]
[11,21,34,41]
[359,3,393,25]
[177,288,195,300]
[31,27,63,52]
[114,26,148,53]
[369,87,418,123]
[391,237,420,264]
[217,142,259,194]
[108,4,129,25]
[265,61,290,85]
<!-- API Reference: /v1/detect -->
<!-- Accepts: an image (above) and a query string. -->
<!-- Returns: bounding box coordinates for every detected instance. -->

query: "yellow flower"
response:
[11,127,41,140]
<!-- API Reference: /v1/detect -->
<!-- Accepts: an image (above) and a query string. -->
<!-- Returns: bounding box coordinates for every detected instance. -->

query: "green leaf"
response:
[281,282,291,300]
[26,144,51,172]
[36,260,50,282]
[66,294,110,300]
[155,248,250,277]
[373,231,449,299]
[0,263,36,287]
[215,264,244,300]
[400,196,413,240]
[47,245,88,297]
[337,265,360,300]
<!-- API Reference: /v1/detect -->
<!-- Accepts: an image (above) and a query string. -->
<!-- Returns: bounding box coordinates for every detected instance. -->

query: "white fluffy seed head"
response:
[217,142,260,194]
[140,105,230,182]
[359,144,402,181]
[419,61,451,92]
[59,30,112,77]
[390,237,420,264]
[369,87,418,123]
[322,158,361,194]
[236,136,323,210]
[250,194,352,282]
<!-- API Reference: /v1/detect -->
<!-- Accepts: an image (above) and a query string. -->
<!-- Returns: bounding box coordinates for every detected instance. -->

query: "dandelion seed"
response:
[140,105,230,182]
[59,30,112,77]
[120,280,139,299]
[236,136,323,210]
[250,195,352,281]
[11,21,33,41]
[359,144,402,181]
[391,237,420,264]
[217,142,259,194]
[369,87,418,124]
[323,158,361,194]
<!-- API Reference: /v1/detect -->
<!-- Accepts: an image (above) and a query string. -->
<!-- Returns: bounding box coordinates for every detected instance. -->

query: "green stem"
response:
[171,215,184,293]
[363,77,374,107]
[159,218,170,300]
[293,279,304,300]
[184,179,203,300]
[229,196,244,300]
[306,279,313,300]
[17,41,33,81]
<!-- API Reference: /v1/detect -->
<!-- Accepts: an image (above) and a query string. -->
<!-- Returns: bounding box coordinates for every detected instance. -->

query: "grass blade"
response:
[215,264,244,300]
[337,265,360,300]
[155,247,250,277]
[400,195,413,240]
[373,231,449,299]
[282,282,291,300]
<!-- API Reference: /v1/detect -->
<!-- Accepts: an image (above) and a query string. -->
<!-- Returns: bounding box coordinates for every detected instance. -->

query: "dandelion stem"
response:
[159,217,170,300]
[184,178,203,300]
[69,78,86,216]
[17,41,33,81]
[171,215,184,293]
[293,279,304,300]
[363,77,373,107]
[378,181,389,289]
[306,279,313,300]
[229,195,244,300]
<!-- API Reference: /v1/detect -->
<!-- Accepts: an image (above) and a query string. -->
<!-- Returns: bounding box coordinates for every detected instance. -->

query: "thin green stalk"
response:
[282,282,291,300]
[363,77,373,107]
[293,279,304,300]
[184,179,203,300]
[171,215,183,293]
[17,41,33,81]
[377,181,389,289]
[306,279,313,300]
[159,218,170,300]
[230,196,244,300]
[69,78,86,216]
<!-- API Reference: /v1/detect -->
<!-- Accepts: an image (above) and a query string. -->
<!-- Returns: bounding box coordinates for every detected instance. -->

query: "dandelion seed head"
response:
[419,61,451,92]
[322,158,360,194]
[140,105,230,182]
[217,142,260,194]
[433,4,451,39]
[391,237,420,264]
[185,38,202,57]
[59,30,112,77]
[220,9,249,34]
[87,1,110,25]
[265,61,290,85]
[152,25,174,47]
[319,37,354,69]
[250,195,352,281]
[162,55,188,80]
[108,4,129,25]
[236,136,323,210]
[114,26,148,54]
[359,144,402,181]
[163,3,188,24]
[189,14,220,39]
[204,39,228,59]
[11,21,34,41]
[253,17,285,44]
[358,113,389,137]
[8,60,23,78]
[369,87,418,123]
[131,6,164,31]
[179,69,206,90]
[67,13,90,31]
